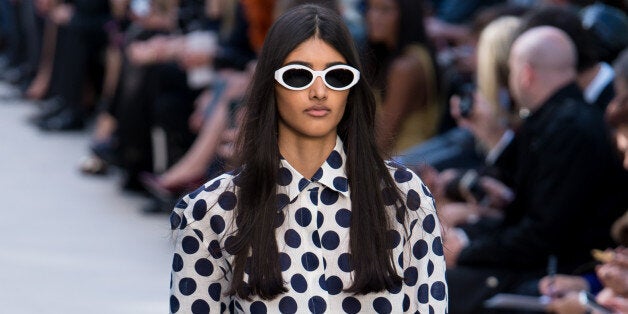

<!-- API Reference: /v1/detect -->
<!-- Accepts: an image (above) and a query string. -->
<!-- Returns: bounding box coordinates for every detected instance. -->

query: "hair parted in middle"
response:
[226,4,406,300]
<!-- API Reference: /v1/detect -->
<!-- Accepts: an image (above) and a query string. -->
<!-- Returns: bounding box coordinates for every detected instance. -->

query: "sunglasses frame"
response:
[274,64,361,91]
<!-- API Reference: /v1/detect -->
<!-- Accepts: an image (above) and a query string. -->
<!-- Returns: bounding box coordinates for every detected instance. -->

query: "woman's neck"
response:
[278,134,337,179]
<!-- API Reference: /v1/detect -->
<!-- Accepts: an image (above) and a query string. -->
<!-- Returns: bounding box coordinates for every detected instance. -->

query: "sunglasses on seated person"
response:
[274,64,360,91]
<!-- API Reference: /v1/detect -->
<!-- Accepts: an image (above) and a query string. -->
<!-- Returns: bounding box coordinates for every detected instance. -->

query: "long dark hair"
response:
[226,4,405,300]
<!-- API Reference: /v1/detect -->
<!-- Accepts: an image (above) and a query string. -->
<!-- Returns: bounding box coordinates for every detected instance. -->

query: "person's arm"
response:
[377,53,430,153]
[457,118,612,269]
[398,167,448,313]
[169,177,235,313]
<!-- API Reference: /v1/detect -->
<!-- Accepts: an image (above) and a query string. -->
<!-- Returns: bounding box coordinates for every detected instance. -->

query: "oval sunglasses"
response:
[274,64,360,91]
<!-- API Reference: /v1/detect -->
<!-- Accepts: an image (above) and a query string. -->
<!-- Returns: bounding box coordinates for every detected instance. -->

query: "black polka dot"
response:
[189,186,204,199]
[335,208,351,228]
[407,189,421,210]
[208,240,222,259]
[191,299,209,314]
[204,179,221,191]
[394,168,413,183]
[432,236,444,256]
[208,283,222,301]
[284,229,301,248]
[179,277,197,295]
[182,236,200,254]
[279,252,291,271]
[170,212,182,230]
[333,177,348,192]
[382,187,397,206]
[418,283,429,304]
[422,183,433,198]
[172,253,183,272]
[277,193,290,211]
[301,252,320,271]
[372,297,392,314]
[298,178,310,191]
[318,274,327,291]
[387,230,401,249]
[224,235,238,255]
[278,167,293,186]
[210,215,225,234]
[403,294,410,311]
[250,301,267,313]
[295,207,312,227]
[342,297,361,314]
[317,211,324,228]
[218,191,237,210]
[322,276,342,295]
[192,199,207,220]
[311,168,323,181]
[193,229,204,242]
[413,239,428,260]
[398,252,404,268]
[430,305,435,314]
[428,260,434,276]
[312,230,321,248]
[321,188,339,205]
[404,266,418,286]
[194,258,213,276]
[179,215,187,230]
[309,187,319,205]
[275,211,285,228]
[431,281,447,300]
[290,274,308,293]
[170,295,180,313]
[279,296,298,314]
[175,198,188,209]
[338,253,353,272]
[423,214,435,233]
[308,296,327,314]
[327,150,343,169]
[321,231,340,250]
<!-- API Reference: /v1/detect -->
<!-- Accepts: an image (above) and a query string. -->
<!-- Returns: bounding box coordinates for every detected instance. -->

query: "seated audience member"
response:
[520,6,616,111]
[364,0,442,154]
[445,26,628,314]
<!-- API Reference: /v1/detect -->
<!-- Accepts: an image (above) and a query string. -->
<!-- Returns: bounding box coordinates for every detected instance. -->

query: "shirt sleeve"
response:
[399,170,449,313]
[169,179,234,313]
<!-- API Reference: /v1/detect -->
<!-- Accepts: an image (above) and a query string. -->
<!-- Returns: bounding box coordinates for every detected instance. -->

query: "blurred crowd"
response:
[1,0,628,313]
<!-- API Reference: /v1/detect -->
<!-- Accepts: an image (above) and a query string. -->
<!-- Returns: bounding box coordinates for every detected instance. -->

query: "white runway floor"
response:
[0,82,170,313]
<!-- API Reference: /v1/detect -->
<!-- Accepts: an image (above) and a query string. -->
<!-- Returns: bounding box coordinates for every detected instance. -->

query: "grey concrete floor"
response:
[0,82,170,313]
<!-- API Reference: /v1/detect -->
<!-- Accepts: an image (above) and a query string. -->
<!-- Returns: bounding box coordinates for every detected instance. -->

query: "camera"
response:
[456,83,475,118]
[444,169,487,204]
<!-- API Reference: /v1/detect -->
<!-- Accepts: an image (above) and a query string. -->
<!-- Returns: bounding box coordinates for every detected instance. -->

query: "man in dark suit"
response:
[445,26,628,314]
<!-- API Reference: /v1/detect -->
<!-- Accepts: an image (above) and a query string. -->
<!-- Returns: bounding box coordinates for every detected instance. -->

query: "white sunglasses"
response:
[274,64,360,91]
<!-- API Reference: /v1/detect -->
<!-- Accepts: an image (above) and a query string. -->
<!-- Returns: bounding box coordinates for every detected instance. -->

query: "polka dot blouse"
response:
[169,138,448,313]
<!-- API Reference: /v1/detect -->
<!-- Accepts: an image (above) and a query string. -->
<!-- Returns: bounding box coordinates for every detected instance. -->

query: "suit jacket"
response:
[459,82,628,274]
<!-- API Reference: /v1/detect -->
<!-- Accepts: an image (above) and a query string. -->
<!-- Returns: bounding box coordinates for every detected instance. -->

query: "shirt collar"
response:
[277,136,349,210]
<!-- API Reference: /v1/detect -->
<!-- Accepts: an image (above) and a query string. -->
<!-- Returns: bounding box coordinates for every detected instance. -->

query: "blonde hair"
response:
[476,16,521,112]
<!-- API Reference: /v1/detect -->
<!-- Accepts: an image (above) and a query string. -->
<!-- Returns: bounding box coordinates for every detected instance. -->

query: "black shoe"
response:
[28,97,66,124]
[141,197,175,214]
[37,108,85,131]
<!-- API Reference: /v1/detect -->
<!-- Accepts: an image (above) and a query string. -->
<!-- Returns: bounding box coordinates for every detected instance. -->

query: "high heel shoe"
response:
[139,172,207,202]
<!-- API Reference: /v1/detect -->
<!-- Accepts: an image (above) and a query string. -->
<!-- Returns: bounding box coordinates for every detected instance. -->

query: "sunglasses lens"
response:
[325,69,355,89]
[282,69,313,88]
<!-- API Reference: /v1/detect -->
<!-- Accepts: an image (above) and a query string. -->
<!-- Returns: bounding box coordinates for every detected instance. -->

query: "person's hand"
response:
[545,291,588,314]
[451,91,508,152]
[597,287,628,313]
[50,3,74,25]
[539,274,589,298]
[597,261,628,296]
[443,228,466,268]
[440,202,481,228]
[478,176,514,209]
[179,50,212,70]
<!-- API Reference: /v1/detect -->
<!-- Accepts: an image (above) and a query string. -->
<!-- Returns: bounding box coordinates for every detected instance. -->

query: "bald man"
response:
[446,26,628,314]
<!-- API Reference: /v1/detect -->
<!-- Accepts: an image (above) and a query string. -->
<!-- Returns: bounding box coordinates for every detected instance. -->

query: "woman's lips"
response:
[305,105,330,117]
